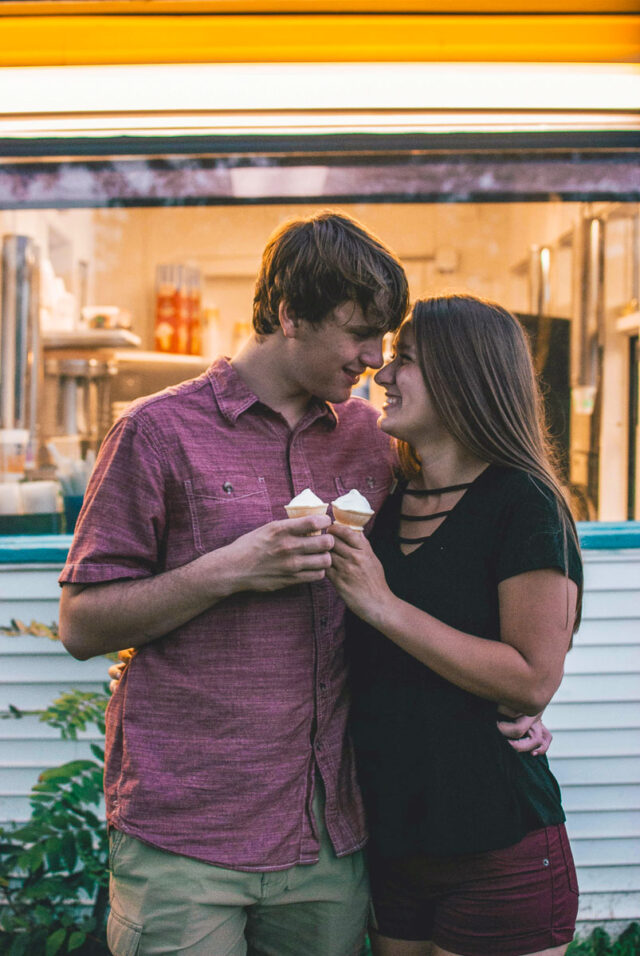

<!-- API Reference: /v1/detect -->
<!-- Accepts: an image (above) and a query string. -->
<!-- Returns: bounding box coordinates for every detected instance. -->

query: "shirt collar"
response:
[208,356,338,430]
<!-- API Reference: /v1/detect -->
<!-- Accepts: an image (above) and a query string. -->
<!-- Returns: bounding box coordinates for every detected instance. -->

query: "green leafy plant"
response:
[567,923,640,955]
[0,688,110,956]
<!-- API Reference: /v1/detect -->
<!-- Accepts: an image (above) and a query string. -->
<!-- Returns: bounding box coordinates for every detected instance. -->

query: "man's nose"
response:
[361,338,385,369]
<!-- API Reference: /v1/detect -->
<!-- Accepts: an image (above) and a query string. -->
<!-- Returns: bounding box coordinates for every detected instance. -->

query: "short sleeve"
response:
[59,414,167,586]
[495,475,582,588]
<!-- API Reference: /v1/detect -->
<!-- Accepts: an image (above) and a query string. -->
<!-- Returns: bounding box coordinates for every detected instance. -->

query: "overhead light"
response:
[230,166,328,197]
[0,62,638,120]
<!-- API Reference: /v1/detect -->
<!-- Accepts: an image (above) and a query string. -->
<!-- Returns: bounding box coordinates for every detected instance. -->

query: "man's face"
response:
[290,301,387,405]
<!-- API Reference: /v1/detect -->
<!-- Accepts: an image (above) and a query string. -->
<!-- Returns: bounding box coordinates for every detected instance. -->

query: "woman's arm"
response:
[328,524,576,716]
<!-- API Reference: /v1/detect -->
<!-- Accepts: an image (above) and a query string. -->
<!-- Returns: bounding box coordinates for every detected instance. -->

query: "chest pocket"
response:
[185,475,273,554]
[334,471,392,518]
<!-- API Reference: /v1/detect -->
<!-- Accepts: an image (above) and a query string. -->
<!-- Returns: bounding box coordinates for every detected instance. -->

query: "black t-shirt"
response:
[348,464,583,859]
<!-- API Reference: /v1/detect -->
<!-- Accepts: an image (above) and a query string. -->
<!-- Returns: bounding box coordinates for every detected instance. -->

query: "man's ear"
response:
[278,301,300,338]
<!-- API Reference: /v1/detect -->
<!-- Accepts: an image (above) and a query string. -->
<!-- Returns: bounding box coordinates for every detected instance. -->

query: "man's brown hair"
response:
[253,210,409,335]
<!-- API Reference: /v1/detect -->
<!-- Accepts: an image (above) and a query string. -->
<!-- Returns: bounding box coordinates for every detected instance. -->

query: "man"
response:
[60,211,547,956]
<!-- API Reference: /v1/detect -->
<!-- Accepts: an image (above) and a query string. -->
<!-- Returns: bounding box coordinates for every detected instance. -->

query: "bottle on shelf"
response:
[154,264,179,353]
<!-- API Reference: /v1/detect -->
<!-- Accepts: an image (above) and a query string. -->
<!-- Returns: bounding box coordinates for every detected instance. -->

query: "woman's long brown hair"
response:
[397,294,583,634]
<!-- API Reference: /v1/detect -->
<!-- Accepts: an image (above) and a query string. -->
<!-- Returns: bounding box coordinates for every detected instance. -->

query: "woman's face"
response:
[374,321,444,445]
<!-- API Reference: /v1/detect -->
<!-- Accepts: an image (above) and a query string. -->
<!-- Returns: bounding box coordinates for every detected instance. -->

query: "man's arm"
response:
[497,709,552,756]
[104,652,554,757]
[60,513,333,660]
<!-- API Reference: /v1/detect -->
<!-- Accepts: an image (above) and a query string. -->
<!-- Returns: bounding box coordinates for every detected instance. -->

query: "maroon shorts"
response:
[368,825,579,956]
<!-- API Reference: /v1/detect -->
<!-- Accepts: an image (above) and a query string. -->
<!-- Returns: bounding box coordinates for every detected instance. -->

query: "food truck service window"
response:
[0,62,638,525]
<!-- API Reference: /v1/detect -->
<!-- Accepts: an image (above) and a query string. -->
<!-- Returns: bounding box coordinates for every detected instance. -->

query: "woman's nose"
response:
[374,359,395,386]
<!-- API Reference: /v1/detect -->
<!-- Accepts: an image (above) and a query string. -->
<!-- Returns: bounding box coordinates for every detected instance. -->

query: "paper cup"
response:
[20,481,61,515]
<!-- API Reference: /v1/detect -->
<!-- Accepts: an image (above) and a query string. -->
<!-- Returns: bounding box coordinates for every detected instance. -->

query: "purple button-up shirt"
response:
[60,358,395,871]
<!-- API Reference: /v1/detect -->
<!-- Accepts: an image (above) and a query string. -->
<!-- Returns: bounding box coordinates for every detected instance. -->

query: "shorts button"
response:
[543,858,550,866]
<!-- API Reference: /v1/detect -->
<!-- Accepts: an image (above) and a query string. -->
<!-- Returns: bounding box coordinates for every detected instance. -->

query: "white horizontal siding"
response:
[552,756,640,784]
[563,644,640,673]
[578,866,640,892]
[1,550,639,933]
[583,557,640,590]
[572,838,640,867]
[0,738,102,767]
[565,810,640,839]
[578,892,640,921]
[562,784,640,811]
[1,651,110,681]
[0,712,101,739]
[554,674,639,702]
[0,600,61,624]
[583,591,640,618]
[550,729,640,757]
[0,683,106,711]
[0,567,62,599]
[0,566,107,827]
[548,548,640,930]
[577,618,640,645]
[545,701,640,729]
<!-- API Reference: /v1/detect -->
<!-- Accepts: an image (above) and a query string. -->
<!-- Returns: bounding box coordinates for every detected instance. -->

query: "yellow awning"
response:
[0,8,638,67]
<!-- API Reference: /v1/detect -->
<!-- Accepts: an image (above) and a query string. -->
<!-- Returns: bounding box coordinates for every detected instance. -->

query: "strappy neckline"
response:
[395,465,492,553]
[398,510,452,542]
[403,481,474,496]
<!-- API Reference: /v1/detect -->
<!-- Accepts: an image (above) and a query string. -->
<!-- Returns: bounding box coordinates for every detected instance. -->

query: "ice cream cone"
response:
[285,489,328,534]
[331,506,371,531]
[331,489,374,531]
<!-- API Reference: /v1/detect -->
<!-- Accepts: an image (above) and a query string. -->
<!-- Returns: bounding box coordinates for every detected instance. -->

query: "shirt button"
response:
[319,616,328,627]
[320,681,327,691]
[316,741,323,752]
[542,858,550,867]
[222,481,233,494]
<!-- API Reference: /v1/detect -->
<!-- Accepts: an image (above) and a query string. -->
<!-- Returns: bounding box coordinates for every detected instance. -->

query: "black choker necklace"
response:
[404,481,474,496]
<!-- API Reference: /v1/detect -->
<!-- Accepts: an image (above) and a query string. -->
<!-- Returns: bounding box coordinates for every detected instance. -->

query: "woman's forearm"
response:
[366,593,563,716]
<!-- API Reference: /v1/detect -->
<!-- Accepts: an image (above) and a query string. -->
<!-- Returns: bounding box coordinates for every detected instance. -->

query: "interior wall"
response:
[90,201,582,355]
[2,199,636,522]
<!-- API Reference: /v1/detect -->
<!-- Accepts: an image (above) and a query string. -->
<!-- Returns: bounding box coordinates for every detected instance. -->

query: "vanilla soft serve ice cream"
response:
[285,488,328,532]
[287,488,325,510]
[331,489,374,530]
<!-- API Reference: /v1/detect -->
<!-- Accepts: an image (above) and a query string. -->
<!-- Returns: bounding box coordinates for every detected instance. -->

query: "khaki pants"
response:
[107,788,369,956]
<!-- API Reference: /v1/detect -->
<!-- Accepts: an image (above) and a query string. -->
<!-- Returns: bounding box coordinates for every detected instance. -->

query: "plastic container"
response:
[0,428,29,482]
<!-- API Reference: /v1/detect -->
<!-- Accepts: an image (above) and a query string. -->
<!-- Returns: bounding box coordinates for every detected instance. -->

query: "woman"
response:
[328,294,582,956]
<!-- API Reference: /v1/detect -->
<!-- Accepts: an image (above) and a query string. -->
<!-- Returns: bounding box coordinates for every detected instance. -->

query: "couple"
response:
[59,211,582,956]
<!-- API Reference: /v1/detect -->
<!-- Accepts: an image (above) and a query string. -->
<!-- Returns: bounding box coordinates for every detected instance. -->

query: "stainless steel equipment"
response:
[41,331,210,452]
[1,235,41,438]
[44,355,116,452]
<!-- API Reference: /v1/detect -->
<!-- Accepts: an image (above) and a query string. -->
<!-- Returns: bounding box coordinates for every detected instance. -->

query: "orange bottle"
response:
[154,264,178,352]
[188,268,203,356]
[175,266,190,355]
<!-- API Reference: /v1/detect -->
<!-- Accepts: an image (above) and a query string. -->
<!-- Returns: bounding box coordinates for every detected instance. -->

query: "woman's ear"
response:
[278,301,300,338]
